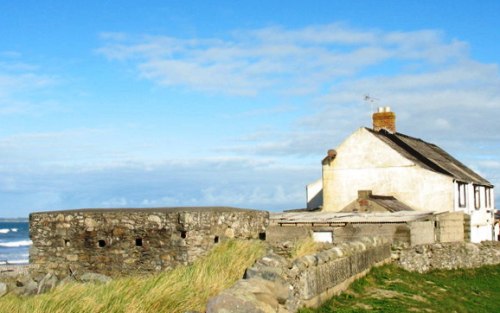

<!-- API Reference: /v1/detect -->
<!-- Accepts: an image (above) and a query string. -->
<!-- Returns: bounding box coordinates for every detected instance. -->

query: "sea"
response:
[0,221,31,265]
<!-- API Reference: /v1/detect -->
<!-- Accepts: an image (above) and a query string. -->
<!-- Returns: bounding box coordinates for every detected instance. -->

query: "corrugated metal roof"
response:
[369,196,415,212]
[271,211,434,224]
[366,128,492,187]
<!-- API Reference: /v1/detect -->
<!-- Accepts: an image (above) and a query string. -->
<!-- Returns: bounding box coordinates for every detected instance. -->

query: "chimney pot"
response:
[358,190,373,199]
[373,107,396,133]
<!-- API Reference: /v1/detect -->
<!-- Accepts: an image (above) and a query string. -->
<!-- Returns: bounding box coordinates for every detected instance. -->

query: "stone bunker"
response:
[29,207,269,278]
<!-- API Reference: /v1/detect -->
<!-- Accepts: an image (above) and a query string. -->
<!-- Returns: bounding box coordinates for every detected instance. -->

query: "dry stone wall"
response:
[207,237,391,313]
[29,207,268,278]
[397,241,500,273]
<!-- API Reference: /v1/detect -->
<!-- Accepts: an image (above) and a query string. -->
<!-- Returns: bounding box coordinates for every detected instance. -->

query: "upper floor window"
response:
[458,182,467,208]
[474,185,481,210]
[485,187,492,208]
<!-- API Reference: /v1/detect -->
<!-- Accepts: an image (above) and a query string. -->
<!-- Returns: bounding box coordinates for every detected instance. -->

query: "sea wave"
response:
[11,228,18,232]
[0,228,10,234]
[0,240,32,247]
[0,259,29,265]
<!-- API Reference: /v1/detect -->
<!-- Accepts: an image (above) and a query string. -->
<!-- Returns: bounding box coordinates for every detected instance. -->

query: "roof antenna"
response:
[363,94,379,113]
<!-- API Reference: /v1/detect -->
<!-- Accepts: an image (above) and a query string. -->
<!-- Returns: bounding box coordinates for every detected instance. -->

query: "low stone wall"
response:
[30,207,268,278]
[207,237,391,313]
[397,241,500,273]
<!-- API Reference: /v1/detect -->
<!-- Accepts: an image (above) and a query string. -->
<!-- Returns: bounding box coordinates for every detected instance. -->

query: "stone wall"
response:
[207,237,391,313]
[397,241,500,273]
[29,207,268,278]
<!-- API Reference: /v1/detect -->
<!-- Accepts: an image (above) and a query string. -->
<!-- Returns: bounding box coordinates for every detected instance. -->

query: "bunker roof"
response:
[30,206,264,215]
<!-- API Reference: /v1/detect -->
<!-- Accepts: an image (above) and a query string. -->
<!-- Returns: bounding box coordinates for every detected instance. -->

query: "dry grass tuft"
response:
[291,237,332,259]
[0,239,266,313]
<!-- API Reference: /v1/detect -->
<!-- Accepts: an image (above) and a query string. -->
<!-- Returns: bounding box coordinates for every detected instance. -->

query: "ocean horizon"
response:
[0,221,31,265]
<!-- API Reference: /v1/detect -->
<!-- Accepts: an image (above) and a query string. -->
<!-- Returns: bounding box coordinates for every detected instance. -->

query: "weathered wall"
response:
[322,128,454,213]
[295,239,391,309]
[207,237,392,313]
[333,224,412,245]
[29,207,268,278]
[398,241,500,273]
[409,221,435,246]
[267,222,436,249]
[435,212,464,243]
[306,179,323,210]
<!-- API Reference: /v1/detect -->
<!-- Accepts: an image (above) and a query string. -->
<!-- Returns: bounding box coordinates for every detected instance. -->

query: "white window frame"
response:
[458,182,467,208]
[474,185,481,210]
[485,187,492,208]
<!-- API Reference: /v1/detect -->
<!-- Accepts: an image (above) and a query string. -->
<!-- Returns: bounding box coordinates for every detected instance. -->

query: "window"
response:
[98,240,106,247]
[312,231,333,243]
[258,232,266,241]
[474,185,481,210]
[214,236,219,244]
[458,182,467,208]
[135,238,143,246]
[485,187,492,208]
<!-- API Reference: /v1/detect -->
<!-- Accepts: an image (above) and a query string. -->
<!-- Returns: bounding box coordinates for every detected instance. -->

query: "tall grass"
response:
[291,237,332,259]
[0,239,266,313]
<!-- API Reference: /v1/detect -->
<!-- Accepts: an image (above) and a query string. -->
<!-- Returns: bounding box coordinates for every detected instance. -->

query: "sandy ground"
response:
[0,264,31,279]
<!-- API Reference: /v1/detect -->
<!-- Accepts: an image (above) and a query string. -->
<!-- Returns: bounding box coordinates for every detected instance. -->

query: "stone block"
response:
[0,282,7,298]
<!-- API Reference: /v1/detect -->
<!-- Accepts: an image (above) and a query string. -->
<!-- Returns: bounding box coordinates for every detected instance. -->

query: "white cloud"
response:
[96,24,500,189]
[97,24,473,96]
[0,56,57,116]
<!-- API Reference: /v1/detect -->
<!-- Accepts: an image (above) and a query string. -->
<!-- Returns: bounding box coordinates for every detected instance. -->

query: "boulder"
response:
[59,275,77,286]
[0,282,7,298]
[206,277,290,313]
[37,273,59,294]
[80,272,112,284]
[13,277,38,296]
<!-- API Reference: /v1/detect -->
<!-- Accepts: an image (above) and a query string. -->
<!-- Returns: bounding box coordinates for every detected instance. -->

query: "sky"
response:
[1,1,499,218]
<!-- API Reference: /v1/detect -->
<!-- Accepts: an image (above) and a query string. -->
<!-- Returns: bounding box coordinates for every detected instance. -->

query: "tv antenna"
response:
[363,94,380,112]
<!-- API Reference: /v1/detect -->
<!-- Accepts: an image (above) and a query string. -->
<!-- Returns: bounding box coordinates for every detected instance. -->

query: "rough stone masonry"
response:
[29,207,269,278]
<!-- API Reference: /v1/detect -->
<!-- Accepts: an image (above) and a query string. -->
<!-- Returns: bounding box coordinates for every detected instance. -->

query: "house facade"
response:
[307,107,495,243]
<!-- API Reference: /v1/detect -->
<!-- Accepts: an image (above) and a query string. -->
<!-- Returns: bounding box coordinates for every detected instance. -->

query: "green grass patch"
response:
[300,263,500,313]
[0,239,266,313]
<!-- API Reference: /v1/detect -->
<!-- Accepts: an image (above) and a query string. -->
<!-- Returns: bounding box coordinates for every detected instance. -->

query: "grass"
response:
[299,263,500,313]
[291,237,333,259]
[0,239,266,313]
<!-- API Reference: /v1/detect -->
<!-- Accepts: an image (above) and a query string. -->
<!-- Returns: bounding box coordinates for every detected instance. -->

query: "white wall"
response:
[471,225,493,243]
[306,179,323,209]
[322,128,454,212]
[455,182,495,242]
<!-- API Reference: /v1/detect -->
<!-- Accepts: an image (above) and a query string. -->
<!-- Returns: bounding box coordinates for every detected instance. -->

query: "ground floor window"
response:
[313,231,333,243]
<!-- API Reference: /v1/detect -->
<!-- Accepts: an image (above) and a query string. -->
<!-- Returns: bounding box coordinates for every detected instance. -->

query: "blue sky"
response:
[1,1,499,217]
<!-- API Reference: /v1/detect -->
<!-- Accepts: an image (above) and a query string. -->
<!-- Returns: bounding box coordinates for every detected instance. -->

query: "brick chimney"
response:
[372,107,396,133]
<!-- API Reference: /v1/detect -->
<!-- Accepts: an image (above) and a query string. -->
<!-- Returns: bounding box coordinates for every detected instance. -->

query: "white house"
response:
[307,107,495,243]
